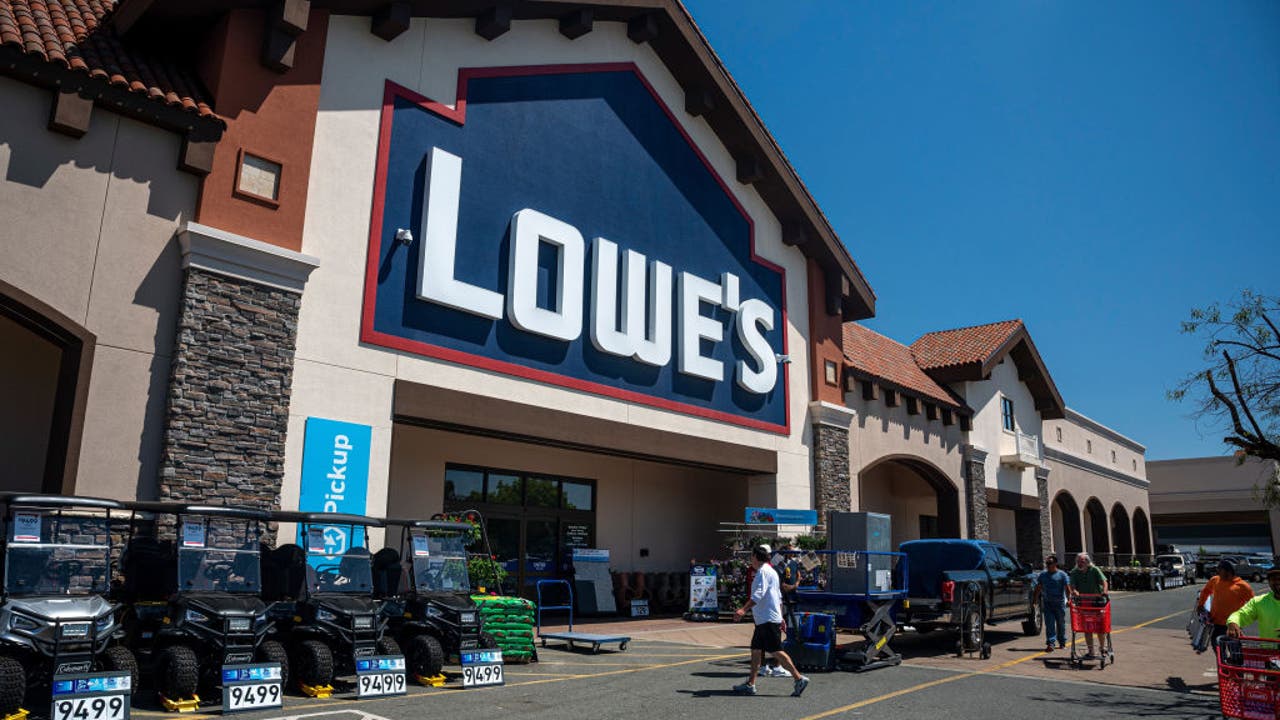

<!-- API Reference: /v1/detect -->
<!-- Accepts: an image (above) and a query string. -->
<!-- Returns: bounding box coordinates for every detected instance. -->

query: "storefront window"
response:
[562,480,593,511]
[444,467,483,503]
[487,473,523,505]
[526,476,559,508]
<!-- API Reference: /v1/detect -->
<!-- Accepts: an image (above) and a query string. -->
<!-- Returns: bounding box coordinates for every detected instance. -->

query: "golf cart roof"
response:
[272,510,384,528]
[384,519,473,533]
[0,493,122,511]
[121,500,272,521]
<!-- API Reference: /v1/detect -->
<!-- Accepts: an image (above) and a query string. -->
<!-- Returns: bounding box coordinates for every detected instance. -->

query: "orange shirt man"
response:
[1199,560,1255,632]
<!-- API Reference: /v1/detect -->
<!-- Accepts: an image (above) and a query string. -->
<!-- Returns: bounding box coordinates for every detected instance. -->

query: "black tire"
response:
[376,636,402,656]
[1022,602,1043,636]
[292,640,334,689]
[1253,573,1263,583]
[480,632,499,650]
[980,642,992,660]
[0,655,25,717]
[96,645,140,692]
[256,639,290,690]
[407,634,444,679]
[963,601,985,653]
[156,645,200,701]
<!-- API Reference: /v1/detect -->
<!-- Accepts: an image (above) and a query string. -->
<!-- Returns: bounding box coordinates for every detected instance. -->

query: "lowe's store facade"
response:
[0,1,874,595]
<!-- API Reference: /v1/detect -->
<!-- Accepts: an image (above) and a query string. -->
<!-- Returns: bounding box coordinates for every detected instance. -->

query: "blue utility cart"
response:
[535,579,631,654]
[790,550,908,672]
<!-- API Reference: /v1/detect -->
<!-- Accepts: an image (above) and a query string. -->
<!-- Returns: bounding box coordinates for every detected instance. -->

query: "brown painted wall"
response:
[807,259,845,405]
[195,9,329,251]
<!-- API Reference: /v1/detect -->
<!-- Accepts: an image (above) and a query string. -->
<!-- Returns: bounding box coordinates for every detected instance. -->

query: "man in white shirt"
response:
[733,545,810,697]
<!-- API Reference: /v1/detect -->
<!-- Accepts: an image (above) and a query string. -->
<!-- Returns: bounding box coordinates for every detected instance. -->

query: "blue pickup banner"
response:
[744,507,818,525]
[298,417,372,554]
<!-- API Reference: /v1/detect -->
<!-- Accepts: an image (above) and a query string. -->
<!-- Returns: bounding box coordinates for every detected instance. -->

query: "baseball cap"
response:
[757,544,772,555]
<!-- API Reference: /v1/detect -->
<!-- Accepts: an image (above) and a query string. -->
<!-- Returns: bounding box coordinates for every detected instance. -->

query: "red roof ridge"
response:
[841,322,967,410]
[910,318,1024,345]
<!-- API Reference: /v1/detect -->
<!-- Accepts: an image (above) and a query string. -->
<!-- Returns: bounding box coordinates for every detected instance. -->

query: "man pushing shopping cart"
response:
[1215,567,1280,719]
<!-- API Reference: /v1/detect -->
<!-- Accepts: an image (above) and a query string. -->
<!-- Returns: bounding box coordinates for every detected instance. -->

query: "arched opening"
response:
[1051,491,1082,558]
[0,282,95,494]
[1111,503,1133,560]
[1133,507,1152,557]
[1084,498,1109,562]
[858,456,961,549]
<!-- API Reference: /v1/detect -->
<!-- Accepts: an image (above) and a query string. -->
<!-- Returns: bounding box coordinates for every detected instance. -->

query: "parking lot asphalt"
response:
[120,584,1231,720]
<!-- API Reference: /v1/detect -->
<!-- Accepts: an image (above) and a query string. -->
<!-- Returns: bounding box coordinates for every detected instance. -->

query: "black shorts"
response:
[751,622,783,653]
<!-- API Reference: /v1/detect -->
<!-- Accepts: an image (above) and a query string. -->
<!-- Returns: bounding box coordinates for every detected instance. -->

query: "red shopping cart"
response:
[1217,636,1280,720]
[1068,594,1114,668]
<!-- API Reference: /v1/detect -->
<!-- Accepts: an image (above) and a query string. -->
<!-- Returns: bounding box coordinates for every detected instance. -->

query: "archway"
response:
[1132,507,1152,557]
[1051,491,1082,559]
[1084,498,1109,561]
[1111,503,1133,560]
[0,281,95,494]
[858,456,961,548]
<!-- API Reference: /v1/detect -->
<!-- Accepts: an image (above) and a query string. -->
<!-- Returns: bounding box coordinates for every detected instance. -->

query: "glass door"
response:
[523,517,559,598]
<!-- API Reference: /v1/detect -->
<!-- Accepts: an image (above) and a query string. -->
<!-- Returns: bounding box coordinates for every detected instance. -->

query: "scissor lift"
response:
[793,550,909,672]
[535,580,630,654]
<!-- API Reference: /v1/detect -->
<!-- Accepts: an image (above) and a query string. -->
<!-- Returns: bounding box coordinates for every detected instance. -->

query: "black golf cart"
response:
[0,494,137,717]
[379,519,497,681]
[261,511,399,696]
[117,502,283,711]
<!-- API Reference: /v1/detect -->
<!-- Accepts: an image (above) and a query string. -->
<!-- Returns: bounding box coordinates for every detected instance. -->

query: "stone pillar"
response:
[158,223,319,511]
[1035,467,1052,562]
[810,401,856,529]
[962,445,989,540]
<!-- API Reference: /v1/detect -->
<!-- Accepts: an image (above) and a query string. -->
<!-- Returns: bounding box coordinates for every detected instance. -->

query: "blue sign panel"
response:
[744,507,819,525]
[362,64,789,433]
[298,417,372,553]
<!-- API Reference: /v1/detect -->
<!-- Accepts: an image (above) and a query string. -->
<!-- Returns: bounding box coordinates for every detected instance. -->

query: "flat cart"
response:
[793,550,909,672]
[1216,636,1280,719]
[1068,594,1114,669]
[534,580,629,654]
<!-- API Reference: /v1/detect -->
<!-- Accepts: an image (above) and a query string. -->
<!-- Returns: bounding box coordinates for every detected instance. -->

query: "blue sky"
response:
[685,0,1280,460]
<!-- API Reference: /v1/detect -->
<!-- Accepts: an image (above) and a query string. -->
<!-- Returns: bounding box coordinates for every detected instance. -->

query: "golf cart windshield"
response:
[300,522,373,594]
[410,531,470,593]
[176,516,262,593]
[5,510,111,596]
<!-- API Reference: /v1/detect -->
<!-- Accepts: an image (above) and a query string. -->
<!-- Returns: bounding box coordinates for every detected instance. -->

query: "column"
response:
[809,401,855,526]
[962,444,990,540]
[157,222,319,511]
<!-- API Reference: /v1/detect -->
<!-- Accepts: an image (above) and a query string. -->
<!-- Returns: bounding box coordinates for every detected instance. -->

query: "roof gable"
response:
[842,323,967,411]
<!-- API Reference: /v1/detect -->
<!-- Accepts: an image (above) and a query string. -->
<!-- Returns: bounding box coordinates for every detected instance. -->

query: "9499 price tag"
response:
[460,650,504,688]
[51,673,131,720]
[221,664,283,713]
[355,656,406,698]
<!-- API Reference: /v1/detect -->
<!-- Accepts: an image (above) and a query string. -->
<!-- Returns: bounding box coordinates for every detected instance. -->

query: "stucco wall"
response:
[1046,453,1152,555]
[0,77,196,500]
[962,356,1043,499]
[384,424,748,572]
[284,17,818,516]
[1044,409,1146,479]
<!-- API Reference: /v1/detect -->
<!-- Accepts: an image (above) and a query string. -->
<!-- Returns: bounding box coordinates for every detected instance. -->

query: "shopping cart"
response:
[1068,594,1114,669]
[1216,636,1280,719]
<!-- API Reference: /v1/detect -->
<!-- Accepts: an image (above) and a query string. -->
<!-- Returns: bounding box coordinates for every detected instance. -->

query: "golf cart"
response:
[0,494,137,717]
[380,519,497,681]
[261,511,399,696]
[117,502,282,711]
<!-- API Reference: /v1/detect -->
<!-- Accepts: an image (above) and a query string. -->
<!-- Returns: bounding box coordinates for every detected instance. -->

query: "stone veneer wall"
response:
[157,267,300,512]
[964,447,990,540]
[813,423,852,524]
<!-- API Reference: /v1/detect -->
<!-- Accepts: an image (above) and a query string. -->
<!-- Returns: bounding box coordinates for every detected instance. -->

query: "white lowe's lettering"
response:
[413,146,779,394]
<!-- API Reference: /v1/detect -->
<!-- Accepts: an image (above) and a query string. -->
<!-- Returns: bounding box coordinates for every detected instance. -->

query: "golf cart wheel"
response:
[0,655,25,716]
[157,645,200,701]
[97,645,140,691]
[1022,602,1043,636]
[293,640,334,689]
[256,640,290,690]
[480,632,499,650]
[376,636,402,657]
[407,634,444,679]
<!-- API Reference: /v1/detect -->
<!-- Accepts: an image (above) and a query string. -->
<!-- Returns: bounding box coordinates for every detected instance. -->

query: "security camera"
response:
[775,353,792,365]
[395,228,414,246]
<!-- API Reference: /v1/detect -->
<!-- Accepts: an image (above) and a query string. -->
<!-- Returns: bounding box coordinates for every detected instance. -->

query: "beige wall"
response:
[384,424,749,572]
[0,76,196,500]
[1046,454,1152,556]
[1148,456,1280,553]
[859,461,942,547]
[1045,408,1147,480]
[963,356,1043,499]
[0,314,60,490]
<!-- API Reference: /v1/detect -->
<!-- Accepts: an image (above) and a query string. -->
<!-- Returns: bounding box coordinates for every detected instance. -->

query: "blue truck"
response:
[897,539,1042,658]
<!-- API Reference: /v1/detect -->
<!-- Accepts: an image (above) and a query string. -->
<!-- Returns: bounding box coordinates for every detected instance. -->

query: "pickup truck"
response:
[898,539,1042,658]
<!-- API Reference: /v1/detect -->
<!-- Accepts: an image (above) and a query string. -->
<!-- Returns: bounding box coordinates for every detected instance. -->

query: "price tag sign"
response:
[13,511,41,542]
[182,519,206,548]
[460,649,504,688]
[51,672,131,720]
[630,599,650,618]
[411,534,430,557]
[355,656,406,698]
[221,664,282,713]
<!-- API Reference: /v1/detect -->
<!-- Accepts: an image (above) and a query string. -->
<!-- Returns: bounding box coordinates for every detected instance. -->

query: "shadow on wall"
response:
[857,404,961,454]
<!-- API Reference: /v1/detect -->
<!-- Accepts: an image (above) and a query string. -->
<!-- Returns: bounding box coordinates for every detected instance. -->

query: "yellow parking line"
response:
[799,608,1184,720]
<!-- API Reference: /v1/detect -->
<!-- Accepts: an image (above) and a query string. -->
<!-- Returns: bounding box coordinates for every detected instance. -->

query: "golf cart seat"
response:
[372,547,403,598]
[262,543,308,600]
[121,537,176,600]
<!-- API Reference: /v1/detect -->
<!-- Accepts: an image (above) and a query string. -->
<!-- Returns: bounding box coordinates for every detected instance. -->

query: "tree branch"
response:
[1207,367,1253,442]
[1263,310,1280,346]
[1212,340,1280,363]
[1225,351,1268,441]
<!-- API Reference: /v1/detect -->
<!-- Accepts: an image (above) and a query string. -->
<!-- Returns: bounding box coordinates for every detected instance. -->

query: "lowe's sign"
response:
[362,65,789,432]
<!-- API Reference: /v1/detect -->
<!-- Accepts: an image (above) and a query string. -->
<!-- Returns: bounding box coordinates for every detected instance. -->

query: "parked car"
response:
[898,539,1041,659]
[1246,555,1275,571]
[1155,554,1192,588]
[1221,556,1269,583]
